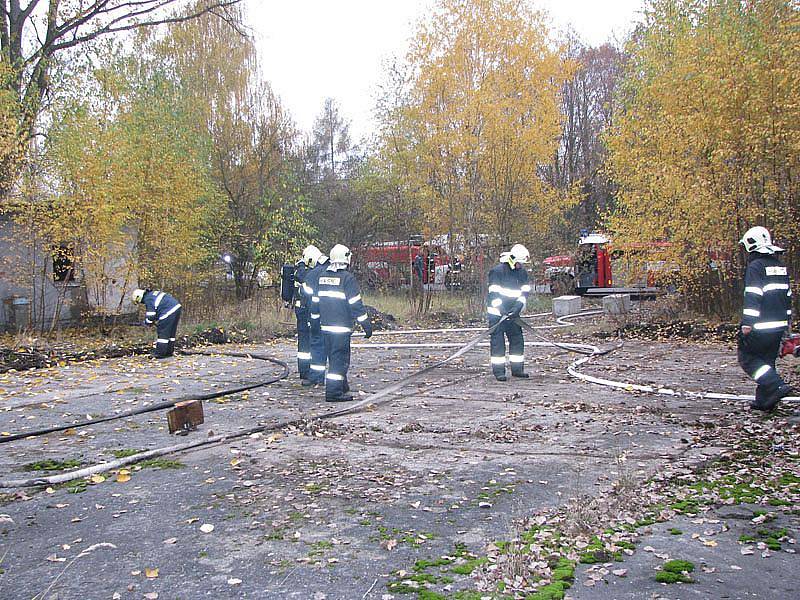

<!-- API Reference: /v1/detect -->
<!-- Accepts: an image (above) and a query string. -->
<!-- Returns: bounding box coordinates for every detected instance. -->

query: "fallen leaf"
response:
[162,538,177,545]
[143,593,158,600]
[200,524,214,534]
[227,578,242,586]
[90,474,105,484]
[612,569,627,577]
[46,554,66,563]
[145,568,159,579]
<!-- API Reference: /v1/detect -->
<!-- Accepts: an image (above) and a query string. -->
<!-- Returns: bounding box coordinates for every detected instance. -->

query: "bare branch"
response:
[47,1,242,53]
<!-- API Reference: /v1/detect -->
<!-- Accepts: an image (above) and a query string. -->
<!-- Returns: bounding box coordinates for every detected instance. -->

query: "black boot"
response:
[326,392,354,402]
[760,384,794,412]
[494,374,507,382]
[750,386,767,410]
[512,371,529,379]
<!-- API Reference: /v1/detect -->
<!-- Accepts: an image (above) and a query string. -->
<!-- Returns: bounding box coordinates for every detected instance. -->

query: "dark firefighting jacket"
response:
[143,290,181,325]
[742,253,793,332]
[302,258,329,324]
[310,265,370,333]
[293,261,308,309]
[486,262,531,317]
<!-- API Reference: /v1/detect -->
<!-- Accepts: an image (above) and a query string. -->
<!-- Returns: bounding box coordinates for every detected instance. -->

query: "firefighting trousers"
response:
[323,331,351,398]
[488,315,524,376]
[295,306,311,378]
[308,327,326,384]
[154,308,181,358]
[738,330,786,405]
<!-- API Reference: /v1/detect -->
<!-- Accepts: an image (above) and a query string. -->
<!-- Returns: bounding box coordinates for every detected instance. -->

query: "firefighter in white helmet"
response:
[301,247,330,387]
[286,245,324,382]
[132,288,182,358]
[486,244,532,381]
[738,226,794,411]
[309,244,373,401]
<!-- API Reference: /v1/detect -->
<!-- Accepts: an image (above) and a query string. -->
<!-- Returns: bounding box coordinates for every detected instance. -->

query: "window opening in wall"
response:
[52,245,76,283]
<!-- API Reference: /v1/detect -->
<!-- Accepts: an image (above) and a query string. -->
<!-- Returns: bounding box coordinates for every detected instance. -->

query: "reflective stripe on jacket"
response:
[486,263,530,317]
[311,266,369,333]
[742,253,792,332]
[143,291,181,324]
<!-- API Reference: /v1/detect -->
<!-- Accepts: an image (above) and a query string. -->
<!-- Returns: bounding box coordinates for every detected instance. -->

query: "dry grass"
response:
[182,294,293,340]
[364,290,553,325]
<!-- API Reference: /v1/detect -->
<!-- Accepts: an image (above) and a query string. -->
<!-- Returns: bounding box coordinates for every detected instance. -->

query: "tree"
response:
[0,0,241,199]
[606,0,800,316]
[42,47,223,324]
[379,0,573,259]
[545,36,624,245]
[309,97,351,179]
[162,4,313,299]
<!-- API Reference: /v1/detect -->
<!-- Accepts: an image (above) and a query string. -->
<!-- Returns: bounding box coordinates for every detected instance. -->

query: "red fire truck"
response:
[355,238,456,289]
[543,232,666,297]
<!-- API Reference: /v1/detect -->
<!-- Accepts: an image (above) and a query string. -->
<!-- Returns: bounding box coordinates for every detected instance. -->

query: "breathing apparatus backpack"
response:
[280,263,296,304]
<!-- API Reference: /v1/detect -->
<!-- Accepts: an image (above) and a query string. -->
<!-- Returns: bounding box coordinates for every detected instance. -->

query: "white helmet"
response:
[302,244,323,267]
[329,244,351,265]
[132,289,145,304]
[740,226,783,254]
[508,244,530,266]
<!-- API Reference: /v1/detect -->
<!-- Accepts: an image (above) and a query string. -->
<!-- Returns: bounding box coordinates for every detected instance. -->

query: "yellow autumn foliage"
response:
[607,0,800,315]
[381,0,575,255]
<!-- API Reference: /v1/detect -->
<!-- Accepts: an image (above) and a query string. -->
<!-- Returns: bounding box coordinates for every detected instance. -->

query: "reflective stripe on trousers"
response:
[154,307,181,358]
[488,316,524,376]
[323,331,351,398]
[295,306,311,378]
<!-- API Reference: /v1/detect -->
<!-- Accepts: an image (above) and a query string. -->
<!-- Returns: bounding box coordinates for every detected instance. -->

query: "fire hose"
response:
[0,351,290,445]
[3,310,794,488]
[0,313,614,488]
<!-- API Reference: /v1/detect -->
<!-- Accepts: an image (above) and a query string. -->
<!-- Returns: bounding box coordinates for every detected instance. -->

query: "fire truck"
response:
[355,238,461,290]
[543,232,666,297]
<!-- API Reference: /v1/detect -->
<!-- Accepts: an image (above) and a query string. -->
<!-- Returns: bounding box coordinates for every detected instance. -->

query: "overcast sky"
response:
[247,0,643,142]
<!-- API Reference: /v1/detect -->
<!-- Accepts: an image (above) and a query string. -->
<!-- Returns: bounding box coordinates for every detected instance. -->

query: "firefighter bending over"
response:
[132,288,182,358]
[487,244,532,381]
[301,249,330,387]
[738,226,795,411]
[310,244,373,401]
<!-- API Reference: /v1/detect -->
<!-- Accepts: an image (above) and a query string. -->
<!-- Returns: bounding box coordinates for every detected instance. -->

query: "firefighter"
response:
[309,244,373,401]
[301,249,330,387]
[413,252,425,287]
[487,244,532,381]
[738,226,794,411]
[132,288,182,358]
[291,245,327,381]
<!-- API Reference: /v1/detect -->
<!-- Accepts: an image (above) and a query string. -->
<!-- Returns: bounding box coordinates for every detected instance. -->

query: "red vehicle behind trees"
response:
[354,236,474,290]
[543,232,671,296]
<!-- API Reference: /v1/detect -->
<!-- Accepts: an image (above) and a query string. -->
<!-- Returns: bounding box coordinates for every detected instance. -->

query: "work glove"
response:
[362,319,373,339]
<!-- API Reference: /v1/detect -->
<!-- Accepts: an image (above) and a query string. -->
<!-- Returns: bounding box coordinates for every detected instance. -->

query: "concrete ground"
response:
[0,316,797,599]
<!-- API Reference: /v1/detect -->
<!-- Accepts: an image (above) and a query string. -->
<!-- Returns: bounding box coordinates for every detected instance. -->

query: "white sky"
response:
[247,0,644,142]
